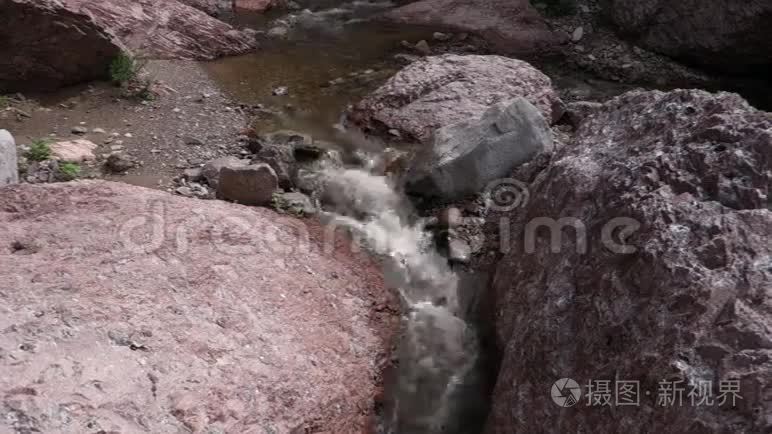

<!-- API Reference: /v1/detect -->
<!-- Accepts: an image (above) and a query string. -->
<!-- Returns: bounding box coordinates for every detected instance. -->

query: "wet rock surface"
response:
[0,181,396,433]
[0,0,123,92]
[486,89,772,433]
[382,0,564,56]
[349,54,563,143]
[406,97,551,201]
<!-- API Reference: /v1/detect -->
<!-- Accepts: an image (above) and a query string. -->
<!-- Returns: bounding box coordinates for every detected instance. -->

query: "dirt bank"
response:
[2,60,248,190]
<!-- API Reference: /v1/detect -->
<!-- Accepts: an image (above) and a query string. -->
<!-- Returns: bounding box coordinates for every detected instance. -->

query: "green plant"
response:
[109,52,145,85]
[59,162,81,180]
[25,139,51,162]
[0,95,9,109]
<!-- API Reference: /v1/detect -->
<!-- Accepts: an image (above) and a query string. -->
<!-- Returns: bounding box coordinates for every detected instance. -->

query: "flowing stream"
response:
[201,1,610,431]
[199,2,772,432]
[205,2,504,431]
[318,163,485,433]
[207,2,496,431]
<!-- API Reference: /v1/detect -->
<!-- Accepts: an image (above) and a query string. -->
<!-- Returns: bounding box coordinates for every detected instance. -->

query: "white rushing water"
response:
[318,160,479,433]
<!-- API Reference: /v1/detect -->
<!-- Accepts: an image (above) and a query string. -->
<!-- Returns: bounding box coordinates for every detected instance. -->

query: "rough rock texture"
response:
[562,100,603,128]
[217,163,279,206]
[201,156,248,189]
[0,181,395,433]
[382,0,564,56]
[405,98,551,200]
[0,129,18,186]
[0,0,122,92]
[255,144,296,190]
[235,0,275,11]
[49,139,98,163]
[349,54,563,144]
[63,0,256,59]
[487,89,771,433]
[179,0,233,16]
[604,0,772,74]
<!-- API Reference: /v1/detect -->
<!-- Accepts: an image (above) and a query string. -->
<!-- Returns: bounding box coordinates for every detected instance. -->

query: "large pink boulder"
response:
[349,54,564,143]
[0,181,396,433]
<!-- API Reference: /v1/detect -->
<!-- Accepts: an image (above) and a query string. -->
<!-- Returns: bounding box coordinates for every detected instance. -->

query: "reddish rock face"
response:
[0,0,123,92]
[0,181,396,433]
[486,89,771,433]
[349,54,564,144]
[605,0,772,74]
[62,0,256,60]
[382,0,564,56]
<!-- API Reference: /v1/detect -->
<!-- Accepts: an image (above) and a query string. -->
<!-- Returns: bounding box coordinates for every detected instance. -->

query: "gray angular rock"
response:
[405,97,551,200]
[0,129,19,186]
[217,163,278,206]
[183,167,204,182]
[487,89,772,433]
[414,40,431,55]
[201,156,248,189]
[255,144,295,190]
[349,54,563,143]
[104,153,136,173]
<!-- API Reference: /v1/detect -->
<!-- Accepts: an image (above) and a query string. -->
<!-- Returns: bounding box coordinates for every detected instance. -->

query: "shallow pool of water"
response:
[203,2,434,141]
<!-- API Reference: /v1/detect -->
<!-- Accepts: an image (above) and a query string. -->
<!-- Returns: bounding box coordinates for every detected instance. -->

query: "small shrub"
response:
[59,162,81,180]
[109,52,144,85]
[26,140,51,162]
[0,95,9,109]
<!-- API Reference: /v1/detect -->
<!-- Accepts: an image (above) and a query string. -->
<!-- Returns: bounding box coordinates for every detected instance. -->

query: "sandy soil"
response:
[1,60,249,190]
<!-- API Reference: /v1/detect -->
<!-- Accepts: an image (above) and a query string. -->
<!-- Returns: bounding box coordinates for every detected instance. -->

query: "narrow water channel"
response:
[204,2,496,432]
